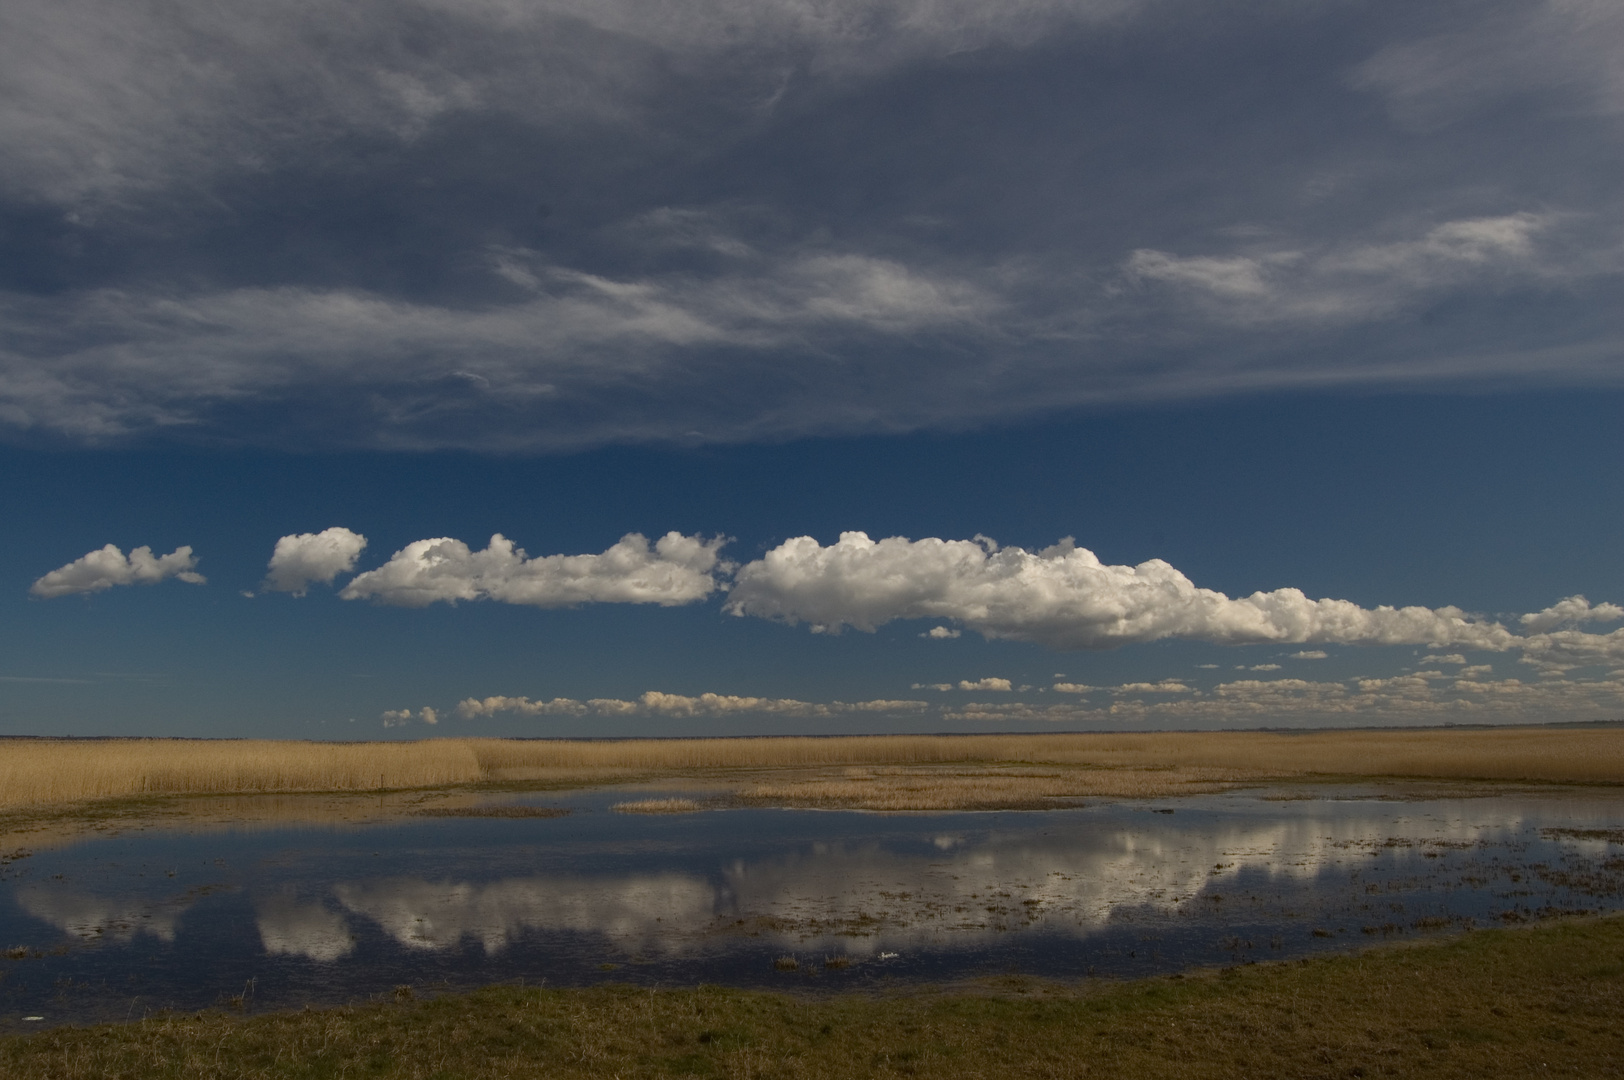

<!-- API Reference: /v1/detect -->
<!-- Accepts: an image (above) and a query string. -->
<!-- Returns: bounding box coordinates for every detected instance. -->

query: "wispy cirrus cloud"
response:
[1122,213,1598,328]
[0,245,1003,448]
[0,0,1144,210]
[0,1,1621,451]
[1351,0,1624,128]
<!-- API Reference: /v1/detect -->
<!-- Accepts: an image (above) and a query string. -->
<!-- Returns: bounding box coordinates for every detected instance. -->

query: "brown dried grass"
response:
[476,727,1624,784]
[0,739,481,810]
[738,764,1246,810]
[2,726,1620,813]
[610,798,703,814]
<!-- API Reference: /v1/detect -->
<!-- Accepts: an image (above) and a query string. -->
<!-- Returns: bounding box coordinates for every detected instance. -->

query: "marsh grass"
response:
[737,764,1245,810]
[611,799,703,814]
[0,740,482,809]
[0,789,555,854]
[3,727,1621,816]
[6,915,1624,1078]
[607,795,701,812]
[411,806,570,819]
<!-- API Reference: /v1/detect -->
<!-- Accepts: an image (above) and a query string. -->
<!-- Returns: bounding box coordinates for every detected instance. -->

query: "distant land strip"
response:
[3,727,1624,812]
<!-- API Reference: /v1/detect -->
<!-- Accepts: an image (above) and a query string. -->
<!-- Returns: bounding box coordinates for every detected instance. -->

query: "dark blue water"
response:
[3,785,1622,1029]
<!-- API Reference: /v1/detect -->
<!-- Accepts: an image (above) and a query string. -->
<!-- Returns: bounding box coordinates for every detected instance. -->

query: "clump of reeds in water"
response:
[610,798,702,814]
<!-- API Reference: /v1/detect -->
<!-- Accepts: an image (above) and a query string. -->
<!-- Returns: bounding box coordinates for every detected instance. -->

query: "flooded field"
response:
[4,782,1623,1030]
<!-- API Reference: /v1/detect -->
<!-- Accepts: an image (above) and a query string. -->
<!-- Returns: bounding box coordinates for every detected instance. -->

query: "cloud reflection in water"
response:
[15,886,194,942]
[333,873,716,955]
[256,895,356,961]
[323,807,1522,958]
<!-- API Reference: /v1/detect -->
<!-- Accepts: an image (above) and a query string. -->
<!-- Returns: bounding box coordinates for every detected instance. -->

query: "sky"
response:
[2,0,1621,738]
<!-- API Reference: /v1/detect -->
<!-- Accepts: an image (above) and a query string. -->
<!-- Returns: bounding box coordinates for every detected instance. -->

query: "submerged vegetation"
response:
[4,914,1623,1077]
[2,726,1621,820]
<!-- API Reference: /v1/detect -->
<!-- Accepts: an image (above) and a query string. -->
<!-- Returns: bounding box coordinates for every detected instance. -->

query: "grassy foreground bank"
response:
[6,917,1623,1078]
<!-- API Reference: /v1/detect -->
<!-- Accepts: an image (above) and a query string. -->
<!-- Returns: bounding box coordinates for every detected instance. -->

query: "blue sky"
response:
[2,0,1621,736]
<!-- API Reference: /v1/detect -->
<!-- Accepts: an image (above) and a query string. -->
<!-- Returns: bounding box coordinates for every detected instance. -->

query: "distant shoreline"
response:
[4,716,1621,742]
[3,728,1622,823]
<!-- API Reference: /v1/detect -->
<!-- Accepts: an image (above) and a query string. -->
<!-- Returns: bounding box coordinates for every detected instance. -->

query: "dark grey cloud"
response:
[0,0,1620,449]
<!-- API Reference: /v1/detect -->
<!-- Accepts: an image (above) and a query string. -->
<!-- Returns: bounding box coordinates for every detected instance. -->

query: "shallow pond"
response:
[4,783,1623,1029]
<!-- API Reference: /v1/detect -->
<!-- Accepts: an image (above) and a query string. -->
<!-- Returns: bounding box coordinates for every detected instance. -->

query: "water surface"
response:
[4,783,1622,1029]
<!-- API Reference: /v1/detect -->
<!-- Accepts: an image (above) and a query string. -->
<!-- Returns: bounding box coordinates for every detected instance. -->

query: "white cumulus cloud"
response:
[1519,595,1624,633]
[724,532,1519,652]
[382,707,437,727]
[340,532,727,608]
[30,543,205,598]
[457,691,928,719]
[958,677,1012,692]
[1518,628,1624,673]
[1115,680,1194,694]
[263,527,368,596]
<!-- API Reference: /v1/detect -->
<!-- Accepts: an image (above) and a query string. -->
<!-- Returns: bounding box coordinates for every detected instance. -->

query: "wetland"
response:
[4,777,1623,1029]
[4,730,1624,1077]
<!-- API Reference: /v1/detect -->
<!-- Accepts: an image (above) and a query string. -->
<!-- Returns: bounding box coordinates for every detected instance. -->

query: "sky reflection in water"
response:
[4,786,1623,1027]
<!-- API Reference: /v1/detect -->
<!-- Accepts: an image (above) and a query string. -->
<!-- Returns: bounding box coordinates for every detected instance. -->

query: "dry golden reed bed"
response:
[737,764,1246,809]
[2,727,1622,812]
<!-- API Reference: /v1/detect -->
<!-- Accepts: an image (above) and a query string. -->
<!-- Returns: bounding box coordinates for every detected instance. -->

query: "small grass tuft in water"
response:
[772,955,799,971]
[221,980,255,1011]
